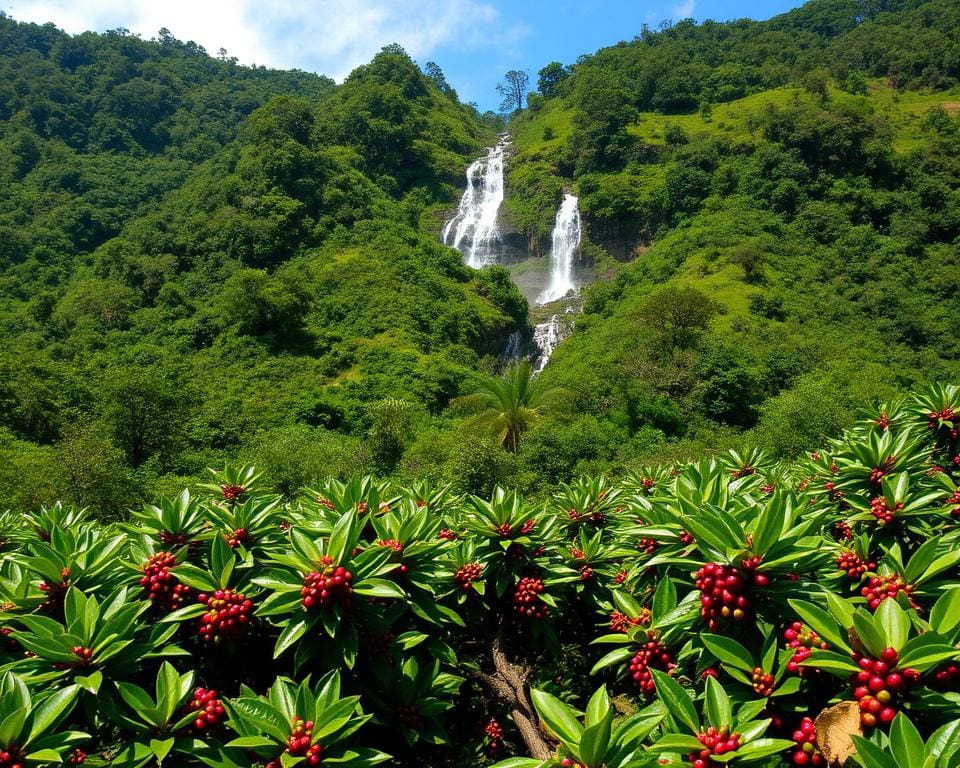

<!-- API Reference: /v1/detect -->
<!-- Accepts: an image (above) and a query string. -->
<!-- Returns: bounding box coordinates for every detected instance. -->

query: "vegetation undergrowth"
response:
[0,383,959,767]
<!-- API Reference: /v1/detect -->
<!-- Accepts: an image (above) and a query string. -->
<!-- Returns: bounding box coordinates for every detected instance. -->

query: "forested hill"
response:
[1,0,960,513]
[506,0,960,481]
[0,16,522,512]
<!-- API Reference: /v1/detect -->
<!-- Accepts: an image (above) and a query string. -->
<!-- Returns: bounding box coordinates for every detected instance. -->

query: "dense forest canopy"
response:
[0,0,958,513]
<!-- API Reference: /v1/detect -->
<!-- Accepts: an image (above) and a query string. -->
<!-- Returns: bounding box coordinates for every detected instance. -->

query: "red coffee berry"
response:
[454,562,483,590]
[223,528,248,548]
[694,562,759,631]
[397,704,427,731]
[197,588,253,643]
[790,717,824,767]
[302,555,353,610]
[281,716,323,765]
[513,577,548,619]
[187,687,225,731]
[628,635,676,695]
[836,551,876,581]
[140,552,192,612]
[484,717,503,741]
[861,575,917,611]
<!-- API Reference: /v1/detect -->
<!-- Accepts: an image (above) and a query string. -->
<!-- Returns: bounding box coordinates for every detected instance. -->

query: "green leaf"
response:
[930,590,960,635]
[75,671,103,695]
[680,514,733,555]
[876,599,909,652]
[801,649,862,677]
[488,760,545,768]
[730,738,795,761]
[227,699,289,742]
[584,686,610,729]
[273,616,309,659]
[752,502,784,559]
[852,735,899,768]
[903,538,940,585]
[150,737,175,763]
[210,534,233,578]
[580,718,612,768]
[852,610,885,658]
[611,590,644,617]
[649,733,704,752]
[529,689,583,745]
[0,707,28,749]
[652,577,676,618]
[172,564,219,593]
[24,749,63,762]
[352,579,406,599]
[918,549,960,586]
[926,720,960,762]
[224,736,279,749]
[590,647,636,675]
[896,635,959,673]
[700,634,754,673]
[159,603,208,623]
[788,599,851,652]
[704,675,731,729]
[889,713,924,768]
[27,684,79,745]
[651,669,699,733]
[825,591,856,628]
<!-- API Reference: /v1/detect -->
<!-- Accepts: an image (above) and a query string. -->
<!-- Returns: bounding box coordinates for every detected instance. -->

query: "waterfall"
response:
[501,329,523,362]
[442,136,508,268]
[537,193,581,304]
[532,315,561,373]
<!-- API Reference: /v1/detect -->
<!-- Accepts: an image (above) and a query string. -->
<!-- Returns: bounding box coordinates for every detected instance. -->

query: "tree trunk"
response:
[471,618,553,760]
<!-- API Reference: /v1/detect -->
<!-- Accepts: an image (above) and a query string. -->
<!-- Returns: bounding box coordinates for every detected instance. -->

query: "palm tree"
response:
[452,360,567,452]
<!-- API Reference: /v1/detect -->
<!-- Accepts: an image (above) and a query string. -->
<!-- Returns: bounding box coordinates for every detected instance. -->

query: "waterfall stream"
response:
[441,136,507,268]
[444,141,581,373]
[532,315,560,373]
[537,193,581,305]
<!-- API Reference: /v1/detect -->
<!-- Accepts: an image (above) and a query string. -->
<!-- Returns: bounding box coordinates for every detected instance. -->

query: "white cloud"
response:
[671,0,695,19]
[2,0,515,80]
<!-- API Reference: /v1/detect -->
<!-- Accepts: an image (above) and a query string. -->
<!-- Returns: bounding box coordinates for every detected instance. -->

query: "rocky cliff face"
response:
[582,215,651,262]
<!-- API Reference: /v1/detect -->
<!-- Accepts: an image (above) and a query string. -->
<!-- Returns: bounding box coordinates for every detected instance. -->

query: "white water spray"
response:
[537,194,581,304]
[442,137,508,268]
[532,315,561,373]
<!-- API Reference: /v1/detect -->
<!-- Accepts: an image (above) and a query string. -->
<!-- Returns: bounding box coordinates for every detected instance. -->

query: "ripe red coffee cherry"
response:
[301,556,353,610]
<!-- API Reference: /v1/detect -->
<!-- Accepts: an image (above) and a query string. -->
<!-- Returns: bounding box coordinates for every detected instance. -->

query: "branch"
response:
[472,617,553,761]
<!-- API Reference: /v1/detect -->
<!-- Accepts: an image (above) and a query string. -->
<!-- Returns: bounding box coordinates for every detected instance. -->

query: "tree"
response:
[452,360,566,452]
[637,285,719,351]
[537,62,567,98]
[102,364,193,468]
[496,70,529,114]
[423,61,456,99]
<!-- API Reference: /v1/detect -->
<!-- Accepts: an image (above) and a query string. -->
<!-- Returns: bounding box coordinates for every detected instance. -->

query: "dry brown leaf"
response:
[815,701,863,767]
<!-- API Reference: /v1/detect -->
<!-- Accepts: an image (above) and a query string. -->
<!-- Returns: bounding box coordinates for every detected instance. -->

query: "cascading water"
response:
[444,140,581,372]
[537,193,581,304]
[532,305,577,373]
[532,316,560,373]
[501,330,523,363]
[442,136,508,268]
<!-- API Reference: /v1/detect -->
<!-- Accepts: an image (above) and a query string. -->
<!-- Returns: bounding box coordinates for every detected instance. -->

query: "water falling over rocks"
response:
[537,193,581,305]
[444,140,584,373]
[442,135,509,268]
[532,306,577,373]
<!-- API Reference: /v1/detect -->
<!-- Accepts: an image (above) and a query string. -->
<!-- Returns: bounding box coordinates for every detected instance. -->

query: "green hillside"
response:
[1,0,960,508]
[502,0,960,483]
[0,18,520,511]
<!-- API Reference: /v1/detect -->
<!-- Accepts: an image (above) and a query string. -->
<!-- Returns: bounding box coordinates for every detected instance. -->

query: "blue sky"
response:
[4,0,801,111]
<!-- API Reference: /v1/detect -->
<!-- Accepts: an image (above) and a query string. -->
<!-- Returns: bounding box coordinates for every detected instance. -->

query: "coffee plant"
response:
[0,384,959,766]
